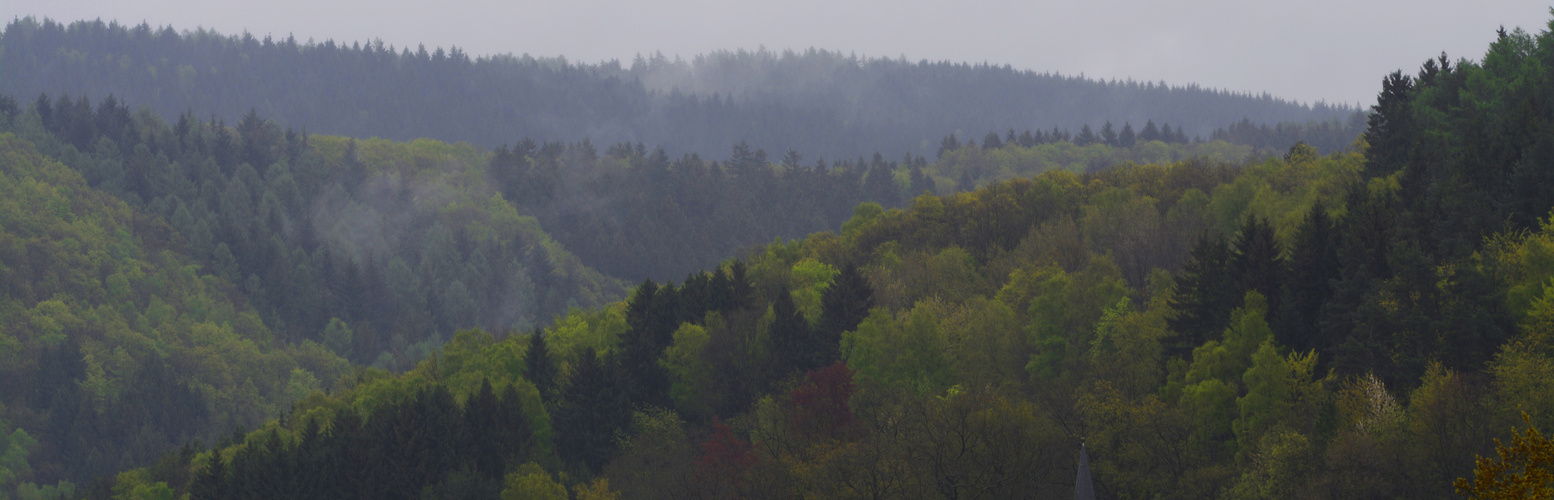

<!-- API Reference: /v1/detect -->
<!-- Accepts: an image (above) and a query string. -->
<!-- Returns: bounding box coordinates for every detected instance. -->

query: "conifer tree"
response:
[818,264,874,365]
[526,328,556,401]
[1167,233,1238,357]
[1285,202,1339,353]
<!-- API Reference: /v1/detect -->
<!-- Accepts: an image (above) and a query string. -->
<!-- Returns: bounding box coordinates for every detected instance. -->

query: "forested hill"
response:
[0,132,351,490]
[73,20,1554,499]
[0,17,1356,160]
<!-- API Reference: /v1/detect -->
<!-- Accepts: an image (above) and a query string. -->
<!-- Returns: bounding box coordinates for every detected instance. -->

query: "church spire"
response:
[1075,442,1095,500]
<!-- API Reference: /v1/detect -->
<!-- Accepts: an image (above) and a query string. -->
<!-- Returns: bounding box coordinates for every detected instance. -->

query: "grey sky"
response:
[6,1,1550,107]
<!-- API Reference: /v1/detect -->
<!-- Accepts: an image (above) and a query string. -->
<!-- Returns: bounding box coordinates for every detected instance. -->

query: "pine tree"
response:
[556,348,629,473]
[1285,202,1339,353]
[1139,120,1162,142]
[982,131,1003,149]
[769,286,818,379]
[1167,233,1238,357]
[1232,216,1287,333]
[818,264,874,365]
[191,449,228,500]
[525,328,557,401]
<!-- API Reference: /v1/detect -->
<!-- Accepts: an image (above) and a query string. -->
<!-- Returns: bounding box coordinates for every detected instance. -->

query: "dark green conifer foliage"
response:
[982,132,1003,149]
[525,329,557,401]
[1232,216,1287,331]
[769,285,818,380]
[938,134,960,159]
[1284,202,1340,354]
[1139,120,1161,142]
[908,165,935,197]
[1075,125,1097,146]
[1363,71,1414,179]
[818,264,874,365]
[557,348,630,473]
[621,279,680,407]
[191,448,227,500]
[729,261,754,311]
[1167,233,1238,358]
[1118,122,1136,147]
[464,379,504,478]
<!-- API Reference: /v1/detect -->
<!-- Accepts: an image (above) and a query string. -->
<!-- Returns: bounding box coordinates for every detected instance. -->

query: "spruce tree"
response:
[1167,232,1238,357]
[1285,202,1339,353]
[525,329,556,401]
[818,264,874,365]
[1232,216,1287,334]
[769,285,818,379]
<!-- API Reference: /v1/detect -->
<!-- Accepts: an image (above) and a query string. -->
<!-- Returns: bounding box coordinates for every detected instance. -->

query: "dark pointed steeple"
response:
[1075,442,1095,500]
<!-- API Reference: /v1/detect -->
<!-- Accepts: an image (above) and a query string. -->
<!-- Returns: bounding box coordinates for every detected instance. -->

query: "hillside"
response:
[2,12,1553,500]
[0,131,350,493]
[1,100,627,369]
[81,20,1554,499]
[0,18,1356,160]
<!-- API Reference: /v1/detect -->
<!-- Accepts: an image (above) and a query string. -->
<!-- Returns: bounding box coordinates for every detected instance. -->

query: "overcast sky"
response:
[5,1,1550,107]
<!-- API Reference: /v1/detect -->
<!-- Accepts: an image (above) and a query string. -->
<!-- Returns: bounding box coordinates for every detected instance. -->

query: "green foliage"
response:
[502,463,568,500]
[788,258,838,324]
[842,306,952,395]
[0,132,349,485]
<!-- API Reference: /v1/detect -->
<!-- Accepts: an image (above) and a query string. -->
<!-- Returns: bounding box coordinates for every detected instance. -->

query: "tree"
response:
[938,134,960,159]
[1139,120,1162,142]
[817,264,874,366]
[769,285,820,378]
[1232,216,1286,335]
[1168,233,1238,358]
[1285,202,1339,353]
[1455,414,1554,499]
[557,348,629,473]
[502,463,567,500]
[982,132,1003,149]
[526,328,557,401]
[1119,122,1136,147]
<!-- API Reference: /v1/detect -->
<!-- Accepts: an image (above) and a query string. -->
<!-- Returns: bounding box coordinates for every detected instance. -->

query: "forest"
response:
[0,17,1360,161]
[0,11,1551,500]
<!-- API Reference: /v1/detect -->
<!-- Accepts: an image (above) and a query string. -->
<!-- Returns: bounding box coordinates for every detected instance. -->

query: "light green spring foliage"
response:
[788,258,839,324]
[0,416,36,493]
[1008,256,1129,381]
[546,303,629,361]
[501,462,568,500]
[1234,341,1295,451]
[938,296,1027,391]
[840,202,884,240]
[661,320,714,419]
[1206,147,1363,242]
[1222,426,1319,500]
[0,132,349,428]
[843,305,953,395]
[1482,215,1554,430]
[1184,292,1274,387]
[931,139,1254,188]
[320,317,353,358]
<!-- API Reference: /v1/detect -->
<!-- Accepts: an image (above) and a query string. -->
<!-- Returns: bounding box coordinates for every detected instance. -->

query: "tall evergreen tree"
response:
[1232,216,1287,331]
[556,348,629,473]
[818,264,874,365]
[769,286,819,380]
[1167,232,1238,357]
[1284,202,1340,353]
[525,328,556,401]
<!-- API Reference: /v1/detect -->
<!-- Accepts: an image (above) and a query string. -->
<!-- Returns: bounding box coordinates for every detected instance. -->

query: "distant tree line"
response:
[0,17,1355,161]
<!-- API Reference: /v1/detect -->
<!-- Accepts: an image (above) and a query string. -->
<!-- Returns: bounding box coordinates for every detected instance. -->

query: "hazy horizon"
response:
[5,1,1551,109]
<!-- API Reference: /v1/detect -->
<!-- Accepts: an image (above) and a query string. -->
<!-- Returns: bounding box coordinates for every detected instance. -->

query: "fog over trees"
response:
[1,17,1357,161]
